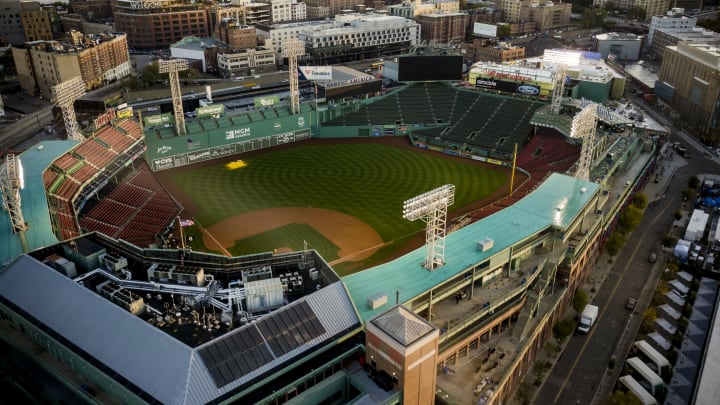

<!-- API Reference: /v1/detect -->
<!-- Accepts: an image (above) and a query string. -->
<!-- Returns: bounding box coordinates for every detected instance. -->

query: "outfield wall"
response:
[144,111,313,171]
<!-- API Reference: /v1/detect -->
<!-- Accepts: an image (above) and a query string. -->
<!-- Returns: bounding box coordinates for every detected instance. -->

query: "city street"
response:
[532,130,717,405]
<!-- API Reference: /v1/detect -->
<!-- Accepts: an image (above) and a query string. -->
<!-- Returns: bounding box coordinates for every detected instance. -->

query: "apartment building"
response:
[474,42,525,63]
[649,28,720,61]
[415,12,468,43]
[12,31,131,99]
[592,0,672,22]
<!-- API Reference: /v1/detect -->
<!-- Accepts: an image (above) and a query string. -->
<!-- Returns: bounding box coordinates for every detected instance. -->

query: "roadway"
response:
[532,104,718,404]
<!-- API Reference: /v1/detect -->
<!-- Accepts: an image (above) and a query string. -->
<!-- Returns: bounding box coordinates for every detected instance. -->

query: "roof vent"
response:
[367,292,387,310]
[477,238,494,252]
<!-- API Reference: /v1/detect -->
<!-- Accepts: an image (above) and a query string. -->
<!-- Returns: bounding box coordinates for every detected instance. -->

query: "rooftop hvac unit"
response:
[477,238,494,252]
[309,267,319,281]
[242,266,273,283]
[367,292,387,310]
[244,278,284,313]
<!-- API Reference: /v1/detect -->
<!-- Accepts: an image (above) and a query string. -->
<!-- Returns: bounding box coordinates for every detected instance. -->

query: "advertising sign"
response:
[473,23,497,38]
[516,84,540,96]
[94,110,116,129]
[254,95,280,108]
[117,107,134,118]
[195,104,224,118]
[475,78,517,93]
[298,66,333,81]
[144,113,172,126]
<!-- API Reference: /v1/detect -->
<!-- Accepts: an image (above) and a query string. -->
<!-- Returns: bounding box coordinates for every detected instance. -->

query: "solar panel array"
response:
[257,301,326,357]
[198,326,274,388]
[199,301,326,388]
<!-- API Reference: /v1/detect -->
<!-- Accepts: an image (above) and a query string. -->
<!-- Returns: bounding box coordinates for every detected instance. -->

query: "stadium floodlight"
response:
[158,59,189,136]
[570,103,598,181]
[282,40,306,115]
[402,184,455,271]
[51,77,86,141]
[1,154,29,249]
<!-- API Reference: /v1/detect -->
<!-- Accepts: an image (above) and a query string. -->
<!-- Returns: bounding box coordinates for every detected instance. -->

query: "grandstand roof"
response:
[0,140,78,266]
[0,254,361,405]
[343,173,600,323]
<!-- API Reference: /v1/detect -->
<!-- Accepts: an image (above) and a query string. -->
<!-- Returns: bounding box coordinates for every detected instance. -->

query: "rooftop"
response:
[370,305,436,347]
[171,36,228,51]
[343,173,600,322]
[0,140,78,266]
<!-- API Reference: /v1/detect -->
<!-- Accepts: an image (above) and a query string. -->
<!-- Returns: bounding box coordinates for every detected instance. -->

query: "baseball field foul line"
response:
[195,219,232,257]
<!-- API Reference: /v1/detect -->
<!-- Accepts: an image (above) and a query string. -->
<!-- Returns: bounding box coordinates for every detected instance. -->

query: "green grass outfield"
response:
[166,143,508,274]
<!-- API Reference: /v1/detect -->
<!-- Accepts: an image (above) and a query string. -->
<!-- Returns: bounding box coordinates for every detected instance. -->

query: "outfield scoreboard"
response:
[468,64,553,99]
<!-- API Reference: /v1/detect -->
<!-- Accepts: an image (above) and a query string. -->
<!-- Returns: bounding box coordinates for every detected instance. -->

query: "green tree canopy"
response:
[572,288,589,314]
[632,193,648,209]
[497,24,512,40]
[606,233,625,256]
[688,175,700,189]
[607,389,643,405]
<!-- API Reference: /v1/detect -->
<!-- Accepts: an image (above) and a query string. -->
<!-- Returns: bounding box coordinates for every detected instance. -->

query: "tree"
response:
[619,205,643,232]
[553,318,575,341]
[572,288,589,314]
[607,389,644,405]
[632,193,648,209]
[606,233,625,256]
[681,188,695,202]
[602,1,615,12]
[497,24,512,40]
[582,8,607,28]
[139,61,162,88]
[688,175,700,189]
[674,210,683,220]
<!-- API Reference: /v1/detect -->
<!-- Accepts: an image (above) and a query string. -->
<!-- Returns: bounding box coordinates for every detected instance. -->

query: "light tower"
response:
[571,103,599,181]
[51,77,86,141]
[1,154,28,251]
[403,184,455,271]
[158,58,189,136]
[550,66,567,115]
[282,40,305,114]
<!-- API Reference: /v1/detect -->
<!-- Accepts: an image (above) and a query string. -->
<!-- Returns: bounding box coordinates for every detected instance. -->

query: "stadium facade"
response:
[0,72,663,404]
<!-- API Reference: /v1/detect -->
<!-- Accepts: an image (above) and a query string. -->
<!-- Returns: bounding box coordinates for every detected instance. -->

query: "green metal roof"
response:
[342,173,600,323]
[0,140,78,265]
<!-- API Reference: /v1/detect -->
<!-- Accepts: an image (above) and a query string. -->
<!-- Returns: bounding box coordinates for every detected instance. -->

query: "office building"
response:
[647,7,696,47]
[657,41,720,142]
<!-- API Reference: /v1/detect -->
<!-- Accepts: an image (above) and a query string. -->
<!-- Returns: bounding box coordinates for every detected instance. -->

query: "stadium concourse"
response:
[0,76,661,405]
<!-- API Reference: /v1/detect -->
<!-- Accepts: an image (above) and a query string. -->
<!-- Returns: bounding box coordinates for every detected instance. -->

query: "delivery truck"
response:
[577,304,599,334]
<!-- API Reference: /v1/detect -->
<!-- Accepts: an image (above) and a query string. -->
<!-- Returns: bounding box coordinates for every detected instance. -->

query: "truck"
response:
[577,304,599,334]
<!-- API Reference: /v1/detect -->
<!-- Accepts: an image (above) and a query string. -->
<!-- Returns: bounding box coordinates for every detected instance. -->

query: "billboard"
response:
[476,78,516,92]
[144,113,172,126]
[254,95,280,108]
[474,77,548,97]
[196,104,224,118]
[117,107,134,118]
[473,23,497,38]
[298,66,333,81]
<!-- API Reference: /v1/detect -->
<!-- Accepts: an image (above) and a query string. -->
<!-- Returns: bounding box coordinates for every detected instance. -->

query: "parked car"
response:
[625,297,637,311]
[649,252,657,263]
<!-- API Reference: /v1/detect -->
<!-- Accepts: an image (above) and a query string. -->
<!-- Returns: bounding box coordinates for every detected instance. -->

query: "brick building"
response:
[111,0,209,49]
[213,19,258,50]
[12,31,131,99]
[416,12,468,43]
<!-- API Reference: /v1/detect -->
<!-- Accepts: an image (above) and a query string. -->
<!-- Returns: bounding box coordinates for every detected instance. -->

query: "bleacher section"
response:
[80,163,181,247]
[323,82,543,157]
[43,119,147,241]
[469,130,580,221]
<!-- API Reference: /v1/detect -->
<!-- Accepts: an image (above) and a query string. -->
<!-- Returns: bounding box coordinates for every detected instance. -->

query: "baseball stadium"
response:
[0,53,662,405]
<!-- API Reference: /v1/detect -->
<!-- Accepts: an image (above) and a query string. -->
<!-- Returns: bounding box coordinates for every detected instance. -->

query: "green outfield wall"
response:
[144,111,313,171]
